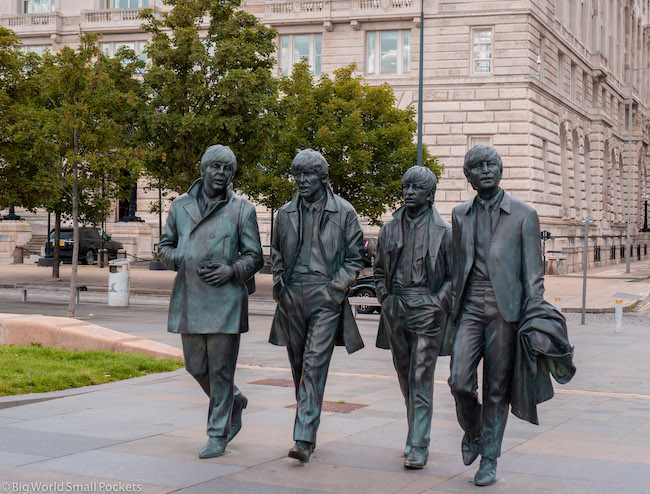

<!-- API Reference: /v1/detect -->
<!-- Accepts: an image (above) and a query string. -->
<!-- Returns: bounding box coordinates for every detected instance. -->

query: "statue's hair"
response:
[402,166,437,203]
[463,145,503,178]
[291,149,329,183]
[200,144,237,175]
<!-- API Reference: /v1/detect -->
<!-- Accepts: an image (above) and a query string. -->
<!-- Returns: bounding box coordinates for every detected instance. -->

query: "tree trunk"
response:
[67,132,80,317]
[52,211,61,278]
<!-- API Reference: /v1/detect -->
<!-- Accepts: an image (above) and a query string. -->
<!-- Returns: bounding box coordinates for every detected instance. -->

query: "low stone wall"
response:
[0,313,183,360]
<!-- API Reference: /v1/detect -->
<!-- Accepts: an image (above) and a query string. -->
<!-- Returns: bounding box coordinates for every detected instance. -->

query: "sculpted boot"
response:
[199,436,227,459]
[474,457,497,486]
[288,440,314,462]
[404,447,428,469]
[226,394,248,443]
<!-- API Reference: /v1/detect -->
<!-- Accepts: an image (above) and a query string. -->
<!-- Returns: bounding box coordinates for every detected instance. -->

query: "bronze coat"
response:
[451,191,545,324]
[269,189,365,354]
[374,205,454,354]
[158,180,264,334]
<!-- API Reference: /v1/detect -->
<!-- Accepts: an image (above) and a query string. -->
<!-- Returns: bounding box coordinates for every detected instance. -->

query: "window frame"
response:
[365,29,411,76]
[469,136,492,148]
[471,27,493,75]
[23,0,55,14]
[279,33,322,76]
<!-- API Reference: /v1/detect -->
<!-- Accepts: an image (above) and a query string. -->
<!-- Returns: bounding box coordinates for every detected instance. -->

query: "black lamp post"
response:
[3,206,21,220]
[120,183,144,222]
[641,198,650,233]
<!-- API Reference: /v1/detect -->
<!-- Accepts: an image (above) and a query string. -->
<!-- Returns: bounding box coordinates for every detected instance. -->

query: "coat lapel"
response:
[462,200,476,281]
[426,206,446,270]
[492,190,511,238]
[285,192,300,238]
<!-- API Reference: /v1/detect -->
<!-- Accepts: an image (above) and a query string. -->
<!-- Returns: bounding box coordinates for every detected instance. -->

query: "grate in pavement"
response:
[249,378,295,387]
[286,401,367,413]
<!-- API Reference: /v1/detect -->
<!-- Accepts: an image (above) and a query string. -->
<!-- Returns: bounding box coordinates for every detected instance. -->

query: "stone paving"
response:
[1,303,650,493]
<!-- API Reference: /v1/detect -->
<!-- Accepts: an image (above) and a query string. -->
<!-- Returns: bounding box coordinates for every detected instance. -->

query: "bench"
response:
[348,296,380,317]
[14,283,88,304]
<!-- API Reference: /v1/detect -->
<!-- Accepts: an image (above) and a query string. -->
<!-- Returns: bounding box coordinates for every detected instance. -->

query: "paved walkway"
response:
[1,308,650,493]
[1,259,650,312]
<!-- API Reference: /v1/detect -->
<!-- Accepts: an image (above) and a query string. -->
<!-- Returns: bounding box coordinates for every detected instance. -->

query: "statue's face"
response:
[467,158,502,192]
[294,166,325,202]
[402,179,430,210]
[203,160,234,196]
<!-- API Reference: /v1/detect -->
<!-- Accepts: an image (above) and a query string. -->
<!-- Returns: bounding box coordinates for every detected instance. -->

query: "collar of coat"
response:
[458,188,511,216]
[182,178,234,229]
[384,203,448,252]
[285,186,339,214]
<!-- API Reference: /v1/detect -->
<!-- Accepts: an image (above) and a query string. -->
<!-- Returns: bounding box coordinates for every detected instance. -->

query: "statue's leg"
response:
[384,296,411,405]
[181,334,210,396]
[448,292,485,445]
[292,283,340,445]
[278,284,307,396]
[205,333,241,438]
[480,287,516,460]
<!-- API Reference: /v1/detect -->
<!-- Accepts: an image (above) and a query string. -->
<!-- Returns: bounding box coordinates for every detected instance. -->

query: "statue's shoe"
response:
[474,457,497,486]
[462,432,481,466]
[288,440,314,462]
[199,436,227,459]
[404,447,428,469]
[226,394,248,443]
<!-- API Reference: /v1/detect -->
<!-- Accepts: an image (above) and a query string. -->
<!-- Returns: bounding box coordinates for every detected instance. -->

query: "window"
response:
[366,30,410,75]
[557,52,565,93]
[21,45,50,56]
[472,28,492,74]
[279,34,322,76]
[103,0,149,7]
[570,62,576,100]
[470,136,492,148]
[100,41,148,64]
[23,0,55,13]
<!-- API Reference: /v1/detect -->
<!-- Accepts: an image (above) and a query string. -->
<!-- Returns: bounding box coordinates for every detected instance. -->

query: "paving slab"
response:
[0,426,119,457]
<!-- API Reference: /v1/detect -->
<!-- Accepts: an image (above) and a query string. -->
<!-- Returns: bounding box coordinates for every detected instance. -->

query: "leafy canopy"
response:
[139,0,278,196]
[251,62,441,225]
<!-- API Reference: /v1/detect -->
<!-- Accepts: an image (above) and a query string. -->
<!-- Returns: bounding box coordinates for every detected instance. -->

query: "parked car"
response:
[45,227,123,265]
[348,274,380,314]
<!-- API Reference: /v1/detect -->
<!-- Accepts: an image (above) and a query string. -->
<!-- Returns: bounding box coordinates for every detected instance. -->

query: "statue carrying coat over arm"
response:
[158,144,264,459]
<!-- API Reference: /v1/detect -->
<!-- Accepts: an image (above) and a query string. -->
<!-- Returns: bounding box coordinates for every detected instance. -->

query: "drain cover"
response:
[249,378,295,387]
[286,401,367,413]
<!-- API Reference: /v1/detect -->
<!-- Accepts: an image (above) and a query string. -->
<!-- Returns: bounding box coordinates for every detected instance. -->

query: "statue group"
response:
[159,144,575,486]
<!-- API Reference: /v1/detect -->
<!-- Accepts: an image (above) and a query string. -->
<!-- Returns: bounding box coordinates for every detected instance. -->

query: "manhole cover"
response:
[286,401,367,413]
[249,378,295,387]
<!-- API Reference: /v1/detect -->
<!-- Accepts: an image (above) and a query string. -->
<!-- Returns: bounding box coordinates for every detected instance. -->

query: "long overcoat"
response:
[269,189,365,354]
[451,191,545,324]
[158,180,264,334]
[374,204,454,355]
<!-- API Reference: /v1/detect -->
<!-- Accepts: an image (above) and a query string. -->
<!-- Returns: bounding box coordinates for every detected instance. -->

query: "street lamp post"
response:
[580,216,593,325]
[416,0,424,166]
[626,66,650,273]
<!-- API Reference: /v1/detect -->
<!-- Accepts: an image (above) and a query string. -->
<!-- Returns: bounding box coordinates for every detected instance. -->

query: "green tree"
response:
[33,33,145,315]
[0,27,45,214]
[139,0,277,197]
[252,62,441,225]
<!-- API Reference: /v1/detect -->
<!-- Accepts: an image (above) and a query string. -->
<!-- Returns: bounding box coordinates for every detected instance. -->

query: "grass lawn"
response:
[0,344,184,396]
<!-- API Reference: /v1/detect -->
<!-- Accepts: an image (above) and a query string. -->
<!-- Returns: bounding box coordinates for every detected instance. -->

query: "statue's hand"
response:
[198,263,234,286]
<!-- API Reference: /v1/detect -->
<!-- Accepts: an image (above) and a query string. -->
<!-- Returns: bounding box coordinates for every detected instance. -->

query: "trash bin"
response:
[108,258,130,307]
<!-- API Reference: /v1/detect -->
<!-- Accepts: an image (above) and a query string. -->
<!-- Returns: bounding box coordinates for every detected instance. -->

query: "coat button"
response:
[209,233,215,239]
[190,233,195,239]
[188,255,193,260]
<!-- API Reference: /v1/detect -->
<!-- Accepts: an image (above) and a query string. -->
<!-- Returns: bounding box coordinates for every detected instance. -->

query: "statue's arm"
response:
[329,208,364,304]
[521,209,545,299]
[231,206,264,284]
[436,226,453,313]
[270,212,285,301]
[157,202,181,271]
[373,226,388,303]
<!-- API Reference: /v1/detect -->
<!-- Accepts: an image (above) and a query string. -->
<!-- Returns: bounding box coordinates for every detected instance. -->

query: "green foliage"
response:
[139,0,278,196]
[251,62,441,224]
[0,344,184,396]
[31,33,146,223]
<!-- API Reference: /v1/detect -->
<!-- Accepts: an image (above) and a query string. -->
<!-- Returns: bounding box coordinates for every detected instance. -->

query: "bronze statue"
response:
[448,146,575,486]
[374,166,452,469]
[158,144,264,459]
[269,149,365,462]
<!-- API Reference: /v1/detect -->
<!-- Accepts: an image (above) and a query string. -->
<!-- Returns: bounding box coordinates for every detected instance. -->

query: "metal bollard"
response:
[554,298,562,313]
[615,300,623,333]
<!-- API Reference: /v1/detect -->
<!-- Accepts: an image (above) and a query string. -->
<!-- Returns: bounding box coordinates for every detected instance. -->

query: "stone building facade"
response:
[2,0,650,271]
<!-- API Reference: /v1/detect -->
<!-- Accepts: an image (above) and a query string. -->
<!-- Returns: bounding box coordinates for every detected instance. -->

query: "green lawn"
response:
[0,344,184,396]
